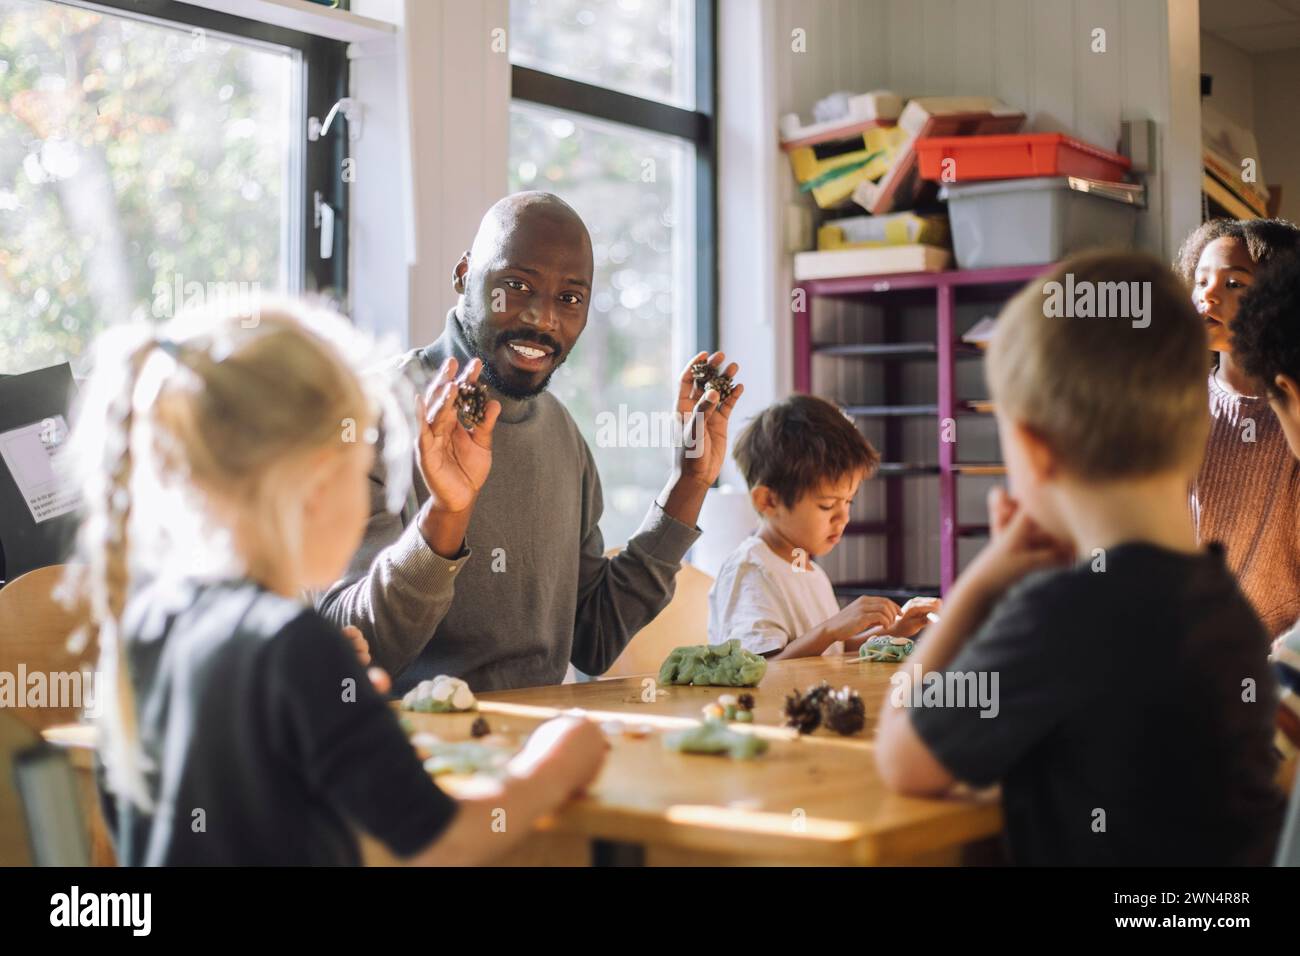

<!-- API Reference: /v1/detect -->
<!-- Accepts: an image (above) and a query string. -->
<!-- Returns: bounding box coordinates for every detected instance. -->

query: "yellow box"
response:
[784,124,908,209]
[817,212,949,250]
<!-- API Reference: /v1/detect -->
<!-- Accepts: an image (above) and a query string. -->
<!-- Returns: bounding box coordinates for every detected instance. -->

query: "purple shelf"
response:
[793,262,1056,594]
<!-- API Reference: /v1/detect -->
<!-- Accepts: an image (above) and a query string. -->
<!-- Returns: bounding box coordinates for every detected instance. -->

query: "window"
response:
[509,0,715,547]
[0,0,347,375]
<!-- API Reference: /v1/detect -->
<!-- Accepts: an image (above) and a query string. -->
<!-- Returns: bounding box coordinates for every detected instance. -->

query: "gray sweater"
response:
[317,309,700,693]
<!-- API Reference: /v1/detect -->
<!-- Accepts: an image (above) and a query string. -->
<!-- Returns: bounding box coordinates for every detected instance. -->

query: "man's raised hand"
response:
[677,351,743,487]
[415,357,500,515]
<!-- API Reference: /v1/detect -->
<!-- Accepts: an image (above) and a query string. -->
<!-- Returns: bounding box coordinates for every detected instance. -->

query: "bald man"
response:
[319,193,743,692]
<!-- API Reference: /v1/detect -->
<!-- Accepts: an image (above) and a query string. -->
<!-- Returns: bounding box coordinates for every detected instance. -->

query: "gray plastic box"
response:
[939,176,1143,269]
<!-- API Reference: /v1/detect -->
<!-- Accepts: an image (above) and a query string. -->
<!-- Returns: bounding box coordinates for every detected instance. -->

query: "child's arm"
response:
[874,573,1001,793]
[772,596,900,659]
[408,717,606,866]
[875,489,1072,795]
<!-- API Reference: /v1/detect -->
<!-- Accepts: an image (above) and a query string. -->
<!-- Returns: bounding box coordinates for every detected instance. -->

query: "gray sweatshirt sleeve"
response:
[569,446,702,676]
[315,454,470,678]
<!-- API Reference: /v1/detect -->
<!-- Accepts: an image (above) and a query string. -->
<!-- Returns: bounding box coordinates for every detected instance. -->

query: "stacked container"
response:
[915,132,1143,269]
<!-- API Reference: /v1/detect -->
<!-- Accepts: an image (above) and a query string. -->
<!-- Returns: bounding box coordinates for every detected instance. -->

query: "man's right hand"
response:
[415,357,500,514]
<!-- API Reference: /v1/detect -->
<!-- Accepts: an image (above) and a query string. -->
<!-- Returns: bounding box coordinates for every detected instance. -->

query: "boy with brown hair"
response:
[875,250,1284,865]
[708,394,938,659]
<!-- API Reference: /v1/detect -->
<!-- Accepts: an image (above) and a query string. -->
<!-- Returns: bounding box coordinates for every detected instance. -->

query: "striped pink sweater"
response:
[1191,371,1300,637]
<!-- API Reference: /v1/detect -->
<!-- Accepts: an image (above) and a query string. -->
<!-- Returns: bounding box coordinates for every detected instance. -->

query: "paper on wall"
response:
[0,415,81,524]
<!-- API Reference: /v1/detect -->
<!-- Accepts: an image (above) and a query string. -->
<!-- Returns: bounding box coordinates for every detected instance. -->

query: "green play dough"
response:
[421,741,511,776]
[663,718,768,760]
[658,639,768,687]
[859,635,915,662]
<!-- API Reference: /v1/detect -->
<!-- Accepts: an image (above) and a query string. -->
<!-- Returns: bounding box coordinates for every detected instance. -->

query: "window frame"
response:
[44,0,350,298]
[509,0,717,352]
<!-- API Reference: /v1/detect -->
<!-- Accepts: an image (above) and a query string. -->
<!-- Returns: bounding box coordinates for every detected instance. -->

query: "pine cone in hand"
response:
[455,381,488,429]
[690,361,735,400]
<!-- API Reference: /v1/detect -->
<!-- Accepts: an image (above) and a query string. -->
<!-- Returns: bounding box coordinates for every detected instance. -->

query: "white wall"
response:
[1200,32,1255,126]
[349,0,509,350]
[1254,51,1300,223]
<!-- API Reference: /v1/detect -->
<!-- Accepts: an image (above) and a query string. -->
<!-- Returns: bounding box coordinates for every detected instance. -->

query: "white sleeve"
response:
[708,558,794,656]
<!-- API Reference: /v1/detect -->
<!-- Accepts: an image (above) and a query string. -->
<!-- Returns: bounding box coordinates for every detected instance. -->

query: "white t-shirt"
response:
[707,534,843,656]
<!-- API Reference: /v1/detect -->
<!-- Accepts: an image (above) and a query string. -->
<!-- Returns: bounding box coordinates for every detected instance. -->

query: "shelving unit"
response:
[793,263,1052,597]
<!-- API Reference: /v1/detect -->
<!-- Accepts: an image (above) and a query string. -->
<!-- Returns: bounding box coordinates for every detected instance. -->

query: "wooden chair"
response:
[0,565,94,732]
[600,556,715,679]
[1278,762,1300,867]
[0,713,39,865]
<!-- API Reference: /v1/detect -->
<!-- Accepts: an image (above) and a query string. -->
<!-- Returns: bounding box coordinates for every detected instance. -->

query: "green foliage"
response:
[0,0,292,374]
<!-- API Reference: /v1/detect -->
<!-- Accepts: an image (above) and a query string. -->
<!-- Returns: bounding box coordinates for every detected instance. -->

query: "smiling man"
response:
[319,192,742,692]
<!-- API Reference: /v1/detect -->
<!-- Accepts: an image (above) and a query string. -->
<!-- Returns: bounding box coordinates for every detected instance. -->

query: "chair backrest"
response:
[1278,761,1300,866]
[0,565,95,731]
[0,713,39,865]
[601,559,715,679]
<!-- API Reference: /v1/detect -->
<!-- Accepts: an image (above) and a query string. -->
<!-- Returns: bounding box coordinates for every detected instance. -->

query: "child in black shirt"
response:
[874,252,1284,865]
[65,302,605,865]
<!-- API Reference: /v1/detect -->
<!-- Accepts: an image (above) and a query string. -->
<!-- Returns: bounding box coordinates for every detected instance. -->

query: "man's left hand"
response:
[675,350,743,487]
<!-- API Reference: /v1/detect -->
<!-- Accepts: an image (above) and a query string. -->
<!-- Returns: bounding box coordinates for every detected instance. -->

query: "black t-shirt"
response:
[99,578,457,865]
[910,543,1285,866]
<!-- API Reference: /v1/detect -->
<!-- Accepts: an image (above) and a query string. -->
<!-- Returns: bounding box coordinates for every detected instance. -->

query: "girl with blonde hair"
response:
[64,299,604,865]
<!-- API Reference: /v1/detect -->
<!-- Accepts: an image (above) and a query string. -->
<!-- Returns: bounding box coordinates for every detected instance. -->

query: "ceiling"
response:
[1202,0,1300,51]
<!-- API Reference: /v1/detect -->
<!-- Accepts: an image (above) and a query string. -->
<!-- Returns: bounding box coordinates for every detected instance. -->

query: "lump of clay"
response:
[859,635,915,663]
[663,718,768,760]
[402,675,477,713]
[658,639,768,687]
[421,741,511,776]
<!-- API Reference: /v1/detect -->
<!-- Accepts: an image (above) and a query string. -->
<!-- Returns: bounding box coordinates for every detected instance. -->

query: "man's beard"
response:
[470,328,567,400]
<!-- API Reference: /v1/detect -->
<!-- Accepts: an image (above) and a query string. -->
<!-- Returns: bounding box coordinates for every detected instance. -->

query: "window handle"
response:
[309,97,362,142]
[315,191,335,260]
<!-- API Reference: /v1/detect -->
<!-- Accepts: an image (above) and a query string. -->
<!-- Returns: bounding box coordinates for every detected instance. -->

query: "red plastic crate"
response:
[916,132,1131,183]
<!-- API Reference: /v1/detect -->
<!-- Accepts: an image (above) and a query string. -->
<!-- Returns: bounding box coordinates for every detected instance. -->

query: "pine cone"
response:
[689,361,736,400]
[455,381,489,429]
[783,687,822,734]
[822,686,866,736]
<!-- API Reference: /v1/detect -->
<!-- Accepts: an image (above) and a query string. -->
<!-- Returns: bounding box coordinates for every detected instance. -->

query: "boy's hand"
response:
[834,595,902,641]
[415,357,500,514]
[965,487,1073,600]
[675,351,743,488]
[886,596,943,639]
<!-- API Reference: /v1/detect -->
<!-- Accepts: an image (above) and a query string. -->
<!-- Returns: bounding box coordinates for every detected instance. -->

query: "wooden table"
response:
[45,655,1003,866]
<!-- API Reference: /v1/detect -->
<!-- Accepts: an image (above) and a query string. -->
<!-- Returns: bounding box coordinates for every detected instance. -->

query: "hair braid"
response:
[91,339,160,809]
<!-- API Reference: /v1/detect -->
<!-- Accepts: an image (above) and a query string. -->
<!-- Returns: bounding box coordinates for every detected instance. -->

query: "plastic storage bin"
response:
[940,176,1143,269]
[917,132,1131,183]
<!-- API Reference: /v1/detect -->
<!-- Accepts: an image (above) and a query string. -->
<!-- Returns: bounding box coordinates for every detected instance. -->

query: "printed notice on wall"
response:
[0,415,81,524]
